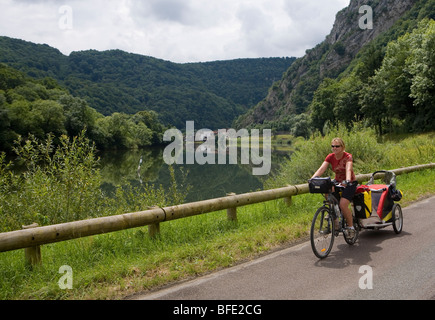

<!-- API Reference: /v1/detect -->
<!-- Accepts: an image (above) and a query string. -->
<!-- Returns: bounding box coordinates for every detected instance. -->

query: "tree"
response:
[361,18,435,133]
[308,78,339,134]
[361,77,386,134]
[334,72,364,129]
[8,100,33,136]
[132,122,153,148]
[0,63,25,90]
[131,110,164,145]
[291,113,311,138]
[406,19,435,130]
[31,100,66,138]
[106,113,133,149]
[59,94,96,137]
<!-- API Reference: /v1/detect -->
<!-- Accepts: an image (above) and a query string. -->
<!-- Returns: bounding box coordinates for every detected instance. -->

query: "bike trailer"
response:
[354,170,403,222]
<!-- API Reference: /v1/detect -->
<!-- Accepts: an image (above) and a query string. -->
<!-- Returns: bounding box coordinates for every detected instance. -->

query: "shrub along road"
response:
[131,195,435,300]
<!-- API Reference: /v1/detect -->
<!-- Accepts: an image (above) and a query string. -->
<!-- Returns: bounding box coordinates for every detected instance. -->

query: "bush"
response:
[0,132,103,231]
[0,132,190,232]
[380,133,435,168]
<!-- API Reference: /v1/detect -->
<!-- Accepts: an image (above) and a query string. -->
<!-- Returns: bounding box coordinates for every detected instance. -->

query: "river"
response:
[98,146,291,203]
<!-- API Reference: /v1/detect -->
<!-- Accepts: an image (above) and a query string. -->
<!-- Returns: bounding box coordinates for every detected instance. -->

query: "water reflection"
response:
[98,147,290,203]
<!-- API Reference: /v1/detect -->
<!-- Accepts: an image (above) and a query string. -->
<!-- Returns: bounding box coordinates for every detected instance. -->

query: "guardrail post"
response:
[147,206,161,238]
[284,196,292,206]
[22,223,41,268]
[148,223,160,238]
[226,193,237,222]
[284,186,293,206]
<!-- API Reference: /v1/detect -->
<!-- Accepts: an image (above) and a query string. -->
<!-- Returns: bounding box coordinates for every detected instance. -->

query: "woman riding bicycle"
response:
[311,138,357,238]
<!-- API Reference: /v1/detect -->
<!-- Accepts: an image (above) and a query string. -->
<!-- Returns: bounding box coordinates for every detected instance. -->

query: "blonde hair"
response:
[331,137,345,149]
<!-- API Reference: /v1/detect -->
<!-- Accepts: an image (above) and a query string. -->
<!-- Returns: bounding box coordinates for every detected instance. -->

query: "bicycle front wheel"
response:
[310,206,335,259]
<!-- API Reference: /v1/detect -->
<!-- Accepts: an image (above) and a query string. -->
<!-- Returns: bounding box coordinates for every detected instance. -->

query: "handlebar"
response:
[310,177,356,191]
[308,177,357,195]
[326,180,344,193]
[332,179,344,188]
[332,179,357,190]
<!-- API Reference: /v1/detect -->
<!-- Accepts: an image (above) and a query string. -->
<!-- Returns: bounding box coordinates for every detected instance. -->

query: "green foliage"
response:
[0,132,103,230]
[406,20,435,119]
[0,63,167,152]
[308,19,435,136]
[0,133,190,232]
[0,38,294,129]
[380,132,435,168]
[237,0,435,136]
[308,78,339,133]
[363,19,435,133]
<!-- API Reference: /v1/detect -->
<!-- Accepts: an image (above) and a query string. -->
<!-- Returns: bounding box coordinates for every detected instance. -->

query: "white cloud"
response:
[0,0,350,63]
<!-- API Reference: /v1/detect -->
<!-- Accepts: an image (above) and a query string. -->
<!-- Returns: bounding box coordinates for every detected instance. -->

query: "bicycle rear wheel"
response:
[310,206,335,259]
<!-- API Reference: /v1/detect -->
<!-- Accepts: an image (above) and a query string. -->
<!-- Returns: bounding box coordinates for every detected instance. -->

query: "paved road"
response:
[131,196,435,300]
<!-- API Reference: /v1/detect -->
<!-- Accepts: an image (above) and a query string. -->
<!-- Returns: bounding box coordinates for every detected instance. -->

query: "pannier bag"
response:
[308,177,333,194]
[353,190,371,219]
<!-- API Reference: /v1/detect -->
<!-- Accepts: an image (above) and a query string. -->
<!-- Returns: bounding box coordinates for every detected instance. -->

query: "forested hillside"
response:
[0,38,294,129]
[310,18,434,135]
[235,0,434,136]
[0,63,167,152]
[2,0,433,139]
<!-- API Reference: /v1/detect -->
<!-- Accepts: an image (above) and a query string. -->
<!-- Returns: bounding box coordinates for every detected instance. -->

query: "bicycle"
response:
[309,179,359,259]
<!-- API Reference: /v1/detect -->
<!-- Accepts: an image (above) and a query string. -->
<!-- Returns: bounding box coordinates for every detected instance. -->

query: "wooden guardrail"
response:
[0,163,434,266]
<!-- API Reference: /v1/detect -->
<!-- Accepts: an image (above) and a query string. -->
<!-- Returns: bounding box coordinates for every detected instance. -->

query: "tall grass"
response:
[380,132,435,168]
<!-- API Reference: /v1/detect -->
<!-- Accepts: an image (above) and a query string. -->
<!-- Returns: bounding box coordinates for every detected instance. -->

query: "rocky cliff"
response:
[235,0,419,128]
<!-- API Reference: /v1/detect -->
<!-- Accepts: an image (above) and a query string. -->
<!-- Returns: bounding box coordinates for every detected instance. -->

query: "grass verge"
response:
[1,168,434,300]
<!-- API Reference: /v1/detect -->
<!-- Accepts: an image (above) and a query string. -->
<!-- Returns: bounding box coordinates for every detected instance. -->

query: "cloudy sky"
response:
[0,0,350,63]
